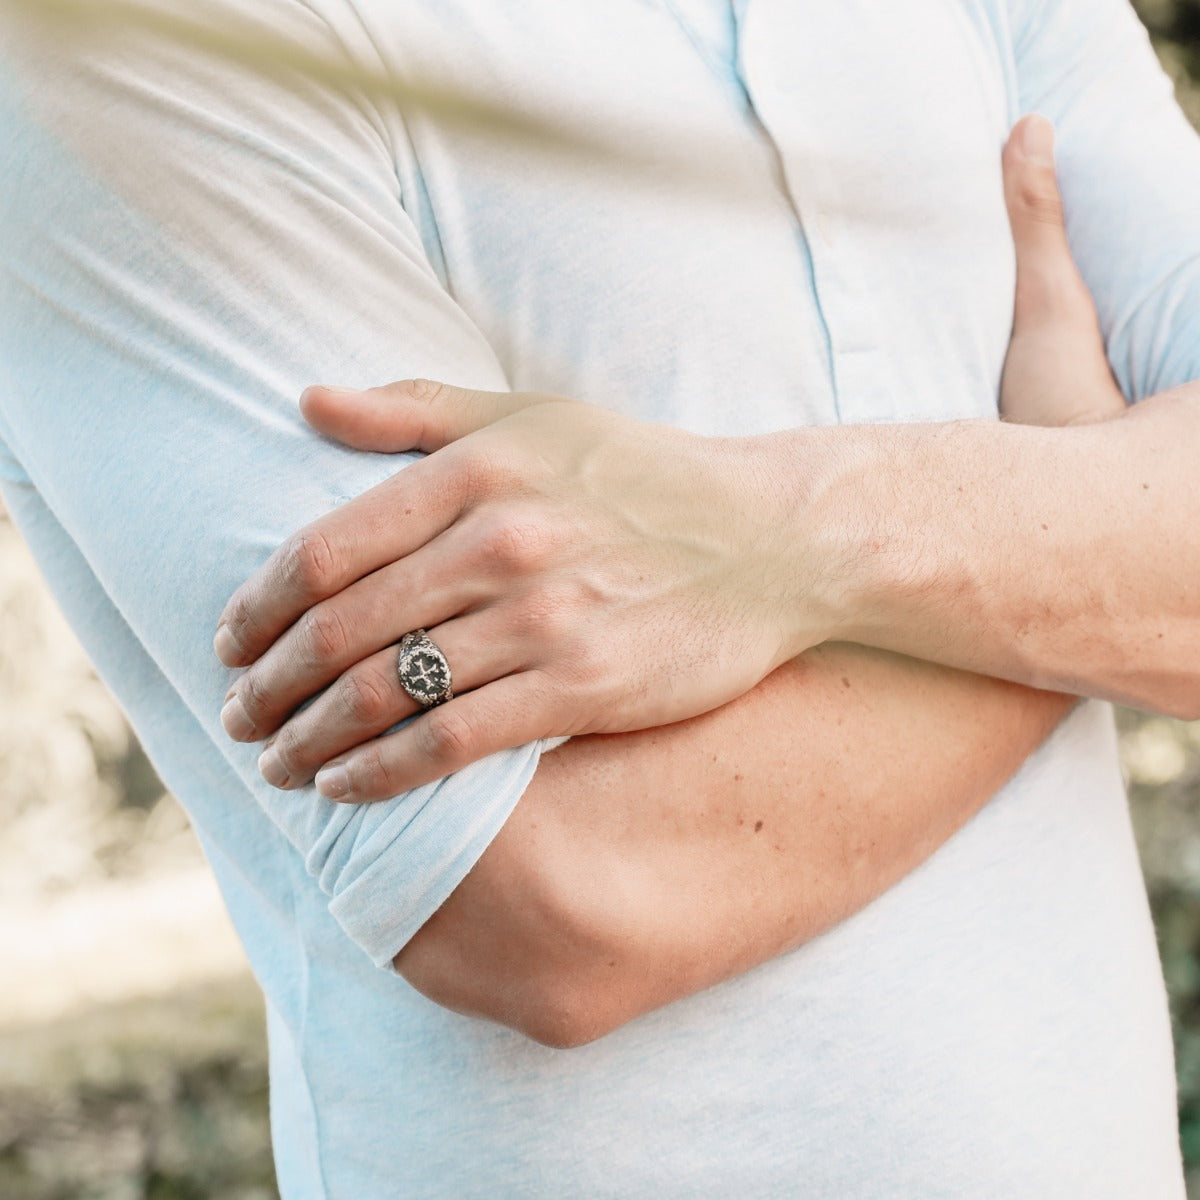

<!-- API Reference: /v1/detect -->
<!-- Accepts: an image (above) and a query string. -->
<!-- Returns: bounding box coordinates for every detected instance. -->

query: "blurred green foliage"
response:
[1120,710,1200,1188]
[0,981,274,1200]
[1136,0,1200,124]
[1136,0,1200,60]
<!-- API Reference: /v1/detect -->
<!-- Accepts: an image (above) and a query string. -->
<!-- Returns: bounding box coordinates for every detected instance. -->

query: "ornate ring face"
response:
[396,630,454,708]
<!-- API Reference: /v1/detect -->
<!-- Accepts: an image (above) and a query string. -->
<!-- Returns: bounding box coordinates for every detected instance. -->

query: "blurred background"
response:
[2,3,1200,1197]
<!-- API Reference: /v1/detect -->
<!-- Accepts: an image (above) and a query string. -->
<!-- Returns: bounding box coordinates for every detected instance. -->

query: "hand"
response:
[399,116,1125,1042]
[216,114,1124,802]
[216,383,830,799]
[999,115,1126,425]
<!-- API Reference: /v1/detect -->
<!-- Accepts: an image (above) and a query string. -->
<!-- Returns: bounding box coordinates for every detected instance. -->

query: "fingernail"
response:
[221,695,256,741]
[214,624,242,666]
[258,746,290,789]
[315,763,351,800]
[1020,114,1055,165]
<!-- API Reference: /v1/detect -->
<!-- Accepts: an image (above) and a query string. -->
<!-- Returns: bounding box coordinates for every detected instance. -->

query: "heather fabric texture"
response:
[0,0,1194,1195]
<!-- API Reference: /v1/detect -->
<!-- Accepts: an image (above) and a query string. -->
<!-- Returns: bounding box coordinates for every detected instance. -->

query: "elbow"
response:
[398,945,634,1050]
[393,872,644,1050]
[394,800,659,1048]
[510,979,625,1050]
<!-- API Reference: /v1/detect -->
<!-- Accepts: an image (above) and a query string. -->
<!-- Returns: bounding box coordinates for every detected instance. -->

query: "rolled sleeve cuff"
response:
[315,737,561,967]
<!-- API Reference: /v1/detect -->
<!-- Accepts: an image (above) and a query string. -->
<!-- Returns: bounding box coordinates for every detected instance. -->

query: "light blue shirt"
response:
[1,0,1195,1194]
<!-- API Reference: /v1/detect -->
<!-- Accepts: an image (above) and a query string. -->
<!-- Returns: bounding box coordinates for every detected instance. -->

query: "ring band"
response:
[396,629,454,709]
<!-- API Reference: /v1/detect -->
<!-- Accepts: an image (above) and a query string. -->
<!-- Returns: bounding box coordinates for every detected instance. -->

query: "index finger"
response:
[214,452,466,668]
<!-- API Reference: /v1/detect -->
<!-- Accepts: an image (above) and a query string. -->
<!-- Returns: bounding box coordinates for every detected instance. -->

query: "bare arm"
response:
[785,394,1200,717]
[214,120,1126,1046]
[795,10,1200,719]
[393,120,1129,1047]
[395,646,1073,1047]
[762,119,1200,713]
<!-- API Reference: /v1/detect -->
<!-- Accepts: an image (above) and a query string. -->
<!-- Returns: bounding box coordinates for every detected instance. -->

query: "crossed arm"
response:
[215,118,1195,1046]
[2,4,1076,1044]
[5,0,1196,1050]
[395,650,1074,1046]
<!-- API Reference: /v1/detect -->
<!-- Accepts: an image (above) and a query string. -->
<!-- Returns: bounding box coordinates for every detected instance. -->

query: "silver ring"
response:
[396,629,454,709]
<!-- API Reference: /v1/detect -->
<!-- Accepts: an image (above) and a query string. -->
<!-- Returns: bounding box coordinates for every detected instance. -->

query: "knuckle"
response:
[480,513,555,573]
[415,706,474,768]
[221,605,253,659]
[352,744,392,797]
[270,726,309,776]
[281,530,339,599]
[339,669,396,726]
[238,670,272,723]
[1016,171,1064,226]
[403,378,451,448]
[299,605,348,666]
[403,377,450,408]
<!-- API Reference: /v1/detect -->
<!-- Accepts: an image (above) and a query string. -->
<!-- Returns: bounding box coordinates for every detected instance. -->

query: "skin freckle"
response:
[754,820,764,833]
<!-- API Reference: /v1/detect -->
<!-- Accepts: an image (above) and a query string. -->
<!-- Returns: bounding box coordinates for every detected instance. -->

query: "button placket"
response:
[733,0,888,426]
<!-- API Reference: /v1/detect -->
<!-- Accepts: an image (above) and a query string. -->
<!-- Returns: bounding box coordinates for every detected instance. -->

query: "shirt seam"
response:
[336,0,455,293]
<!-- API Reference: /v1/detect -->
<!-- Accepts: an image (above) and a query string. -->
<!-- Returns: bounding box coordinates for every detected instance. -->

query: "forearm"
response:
[395,645,1072,1046]
[782,385,1200,718]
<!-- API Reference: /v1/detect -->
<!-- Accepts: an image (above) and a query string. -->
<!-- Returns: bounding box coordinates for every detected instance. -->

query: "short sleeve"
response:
[1008,0,1200,400]
[0,0,548,966]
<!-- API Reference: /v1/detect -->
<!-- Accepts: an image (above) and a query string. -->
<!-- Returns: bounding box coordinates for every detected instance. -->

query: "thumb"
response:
[999,116,1126,426]
[1002,115,1092,333]
[300,379,558,453]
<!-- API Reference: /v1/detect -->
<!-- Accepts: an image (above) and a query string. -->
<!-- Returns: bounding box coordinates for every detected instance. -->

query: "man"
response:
[0,0,1194,1194]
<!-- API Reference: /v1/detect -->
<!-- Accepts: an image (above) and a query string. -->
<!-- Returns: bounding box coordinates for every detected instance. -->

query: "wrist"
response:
[745,425,886,656]
[799,417,1049,668]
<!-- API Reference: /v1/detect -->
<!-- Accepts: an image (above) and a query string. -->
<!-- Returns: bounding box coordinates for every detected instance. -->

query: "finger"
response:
[314,673,560,802]
[1001,114,1095,332]
[216,384,568,669]
[256,615,521,789]
[220,534,487,743]
[300,378,561,454]
[215,453,464,668]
